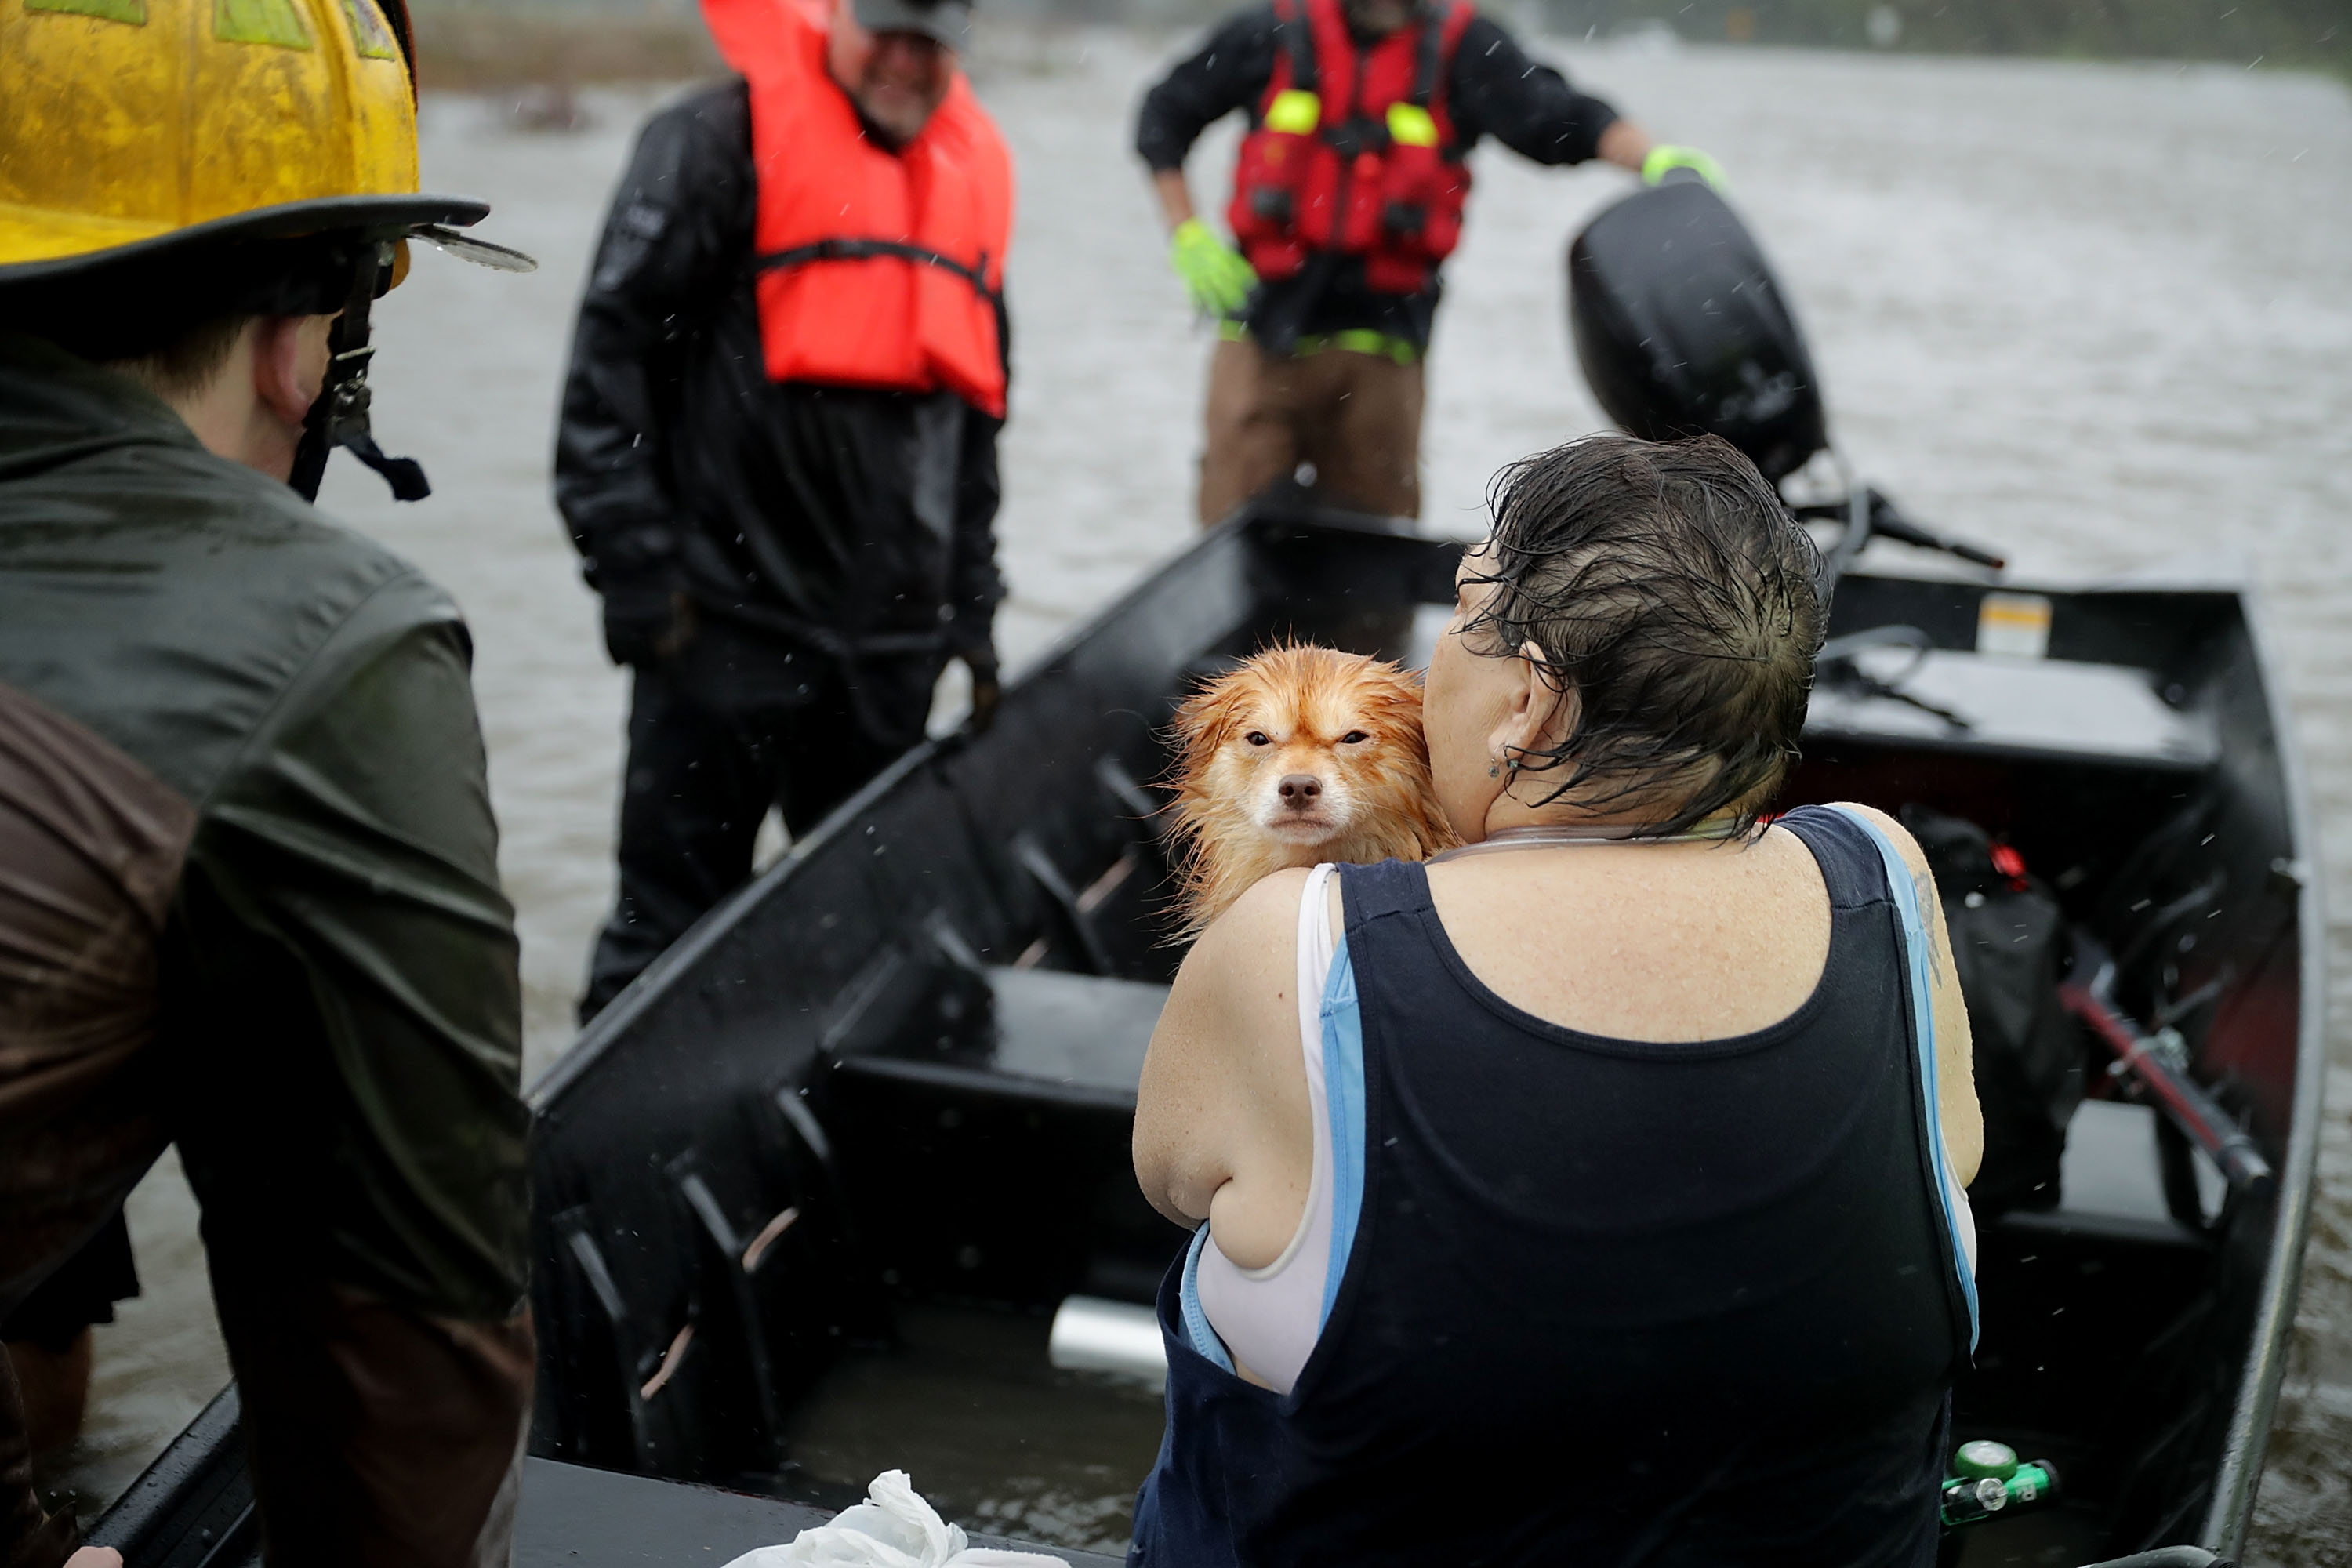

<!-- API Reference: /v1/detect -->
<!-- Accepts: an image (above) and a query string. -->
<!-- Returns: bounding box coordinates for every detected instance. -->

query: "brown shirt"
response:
[0,682,190,1316]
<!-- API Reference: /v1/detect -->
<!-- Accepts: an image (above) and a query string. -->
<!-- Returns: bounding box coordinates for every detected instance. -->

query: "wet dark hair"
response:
[0,235,356,368]
[1463,432,1824,837]
[100,313,254,401]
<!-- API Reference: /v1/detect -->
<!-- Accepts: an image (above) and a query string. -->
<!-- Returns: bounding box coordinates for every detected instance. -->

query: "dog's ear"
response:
[1171,674,1245,780]
[1361,663,1430,739]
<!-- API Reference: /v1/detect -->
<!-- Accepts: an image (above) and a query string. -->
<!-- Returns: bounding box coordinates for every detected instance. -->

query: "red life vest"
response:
[1227,0,1475,298]
[699,0,1014,417]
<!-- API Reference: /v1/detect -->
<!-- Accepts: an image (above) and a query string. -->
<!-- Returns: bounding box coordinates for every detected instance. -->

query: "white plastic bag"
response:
[720,1470,1065,1568]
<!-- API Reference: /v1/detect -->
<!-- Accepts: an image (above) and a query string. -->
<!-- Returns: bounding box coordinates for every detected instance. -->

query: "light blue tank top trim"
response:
[1179,935,1369,1367]
[1179,1225,1236,1373]
[1319,934,1366,1325]
[1827,804,1983,1352]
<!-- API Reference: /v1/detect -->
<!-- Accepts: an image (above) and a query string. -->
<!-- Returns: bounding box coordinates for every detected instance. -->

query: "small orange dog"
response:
[1167,643,1454,937]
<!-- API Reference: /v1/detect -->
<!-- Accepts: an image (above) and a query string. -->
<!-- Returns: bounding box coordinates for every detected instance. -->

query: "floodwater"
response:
[32,28,2352,1565]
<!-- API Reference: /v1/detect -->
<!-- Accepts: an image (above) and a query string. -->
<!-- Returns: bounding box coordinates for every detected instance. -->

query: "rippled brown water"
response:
[38,30,2352,1563]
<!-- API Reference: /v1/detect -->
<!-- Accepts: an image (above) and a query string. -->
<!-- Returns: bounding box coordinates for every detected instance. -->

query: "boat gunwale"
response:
[2196,568,2328,1558]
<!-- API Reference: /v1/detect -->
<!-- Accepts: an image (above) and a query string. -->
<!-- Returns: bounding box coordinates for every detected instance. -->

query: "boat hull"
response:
[95,502,2322,1564]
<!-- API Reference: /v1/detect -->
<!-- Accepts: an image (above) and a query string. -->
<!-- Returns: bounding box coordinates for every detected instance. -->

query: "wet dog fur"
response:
[1167,644,1454,937]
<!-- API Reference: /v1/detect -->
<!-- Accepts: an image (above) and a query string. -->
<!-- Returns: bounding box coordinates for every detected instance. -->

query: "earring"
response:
[1488,760,1501,778]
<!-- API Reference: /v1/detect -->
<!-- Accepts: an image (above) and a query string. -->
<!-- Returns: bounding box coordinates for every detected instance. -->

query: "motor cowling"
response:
[1566,173,1827,482]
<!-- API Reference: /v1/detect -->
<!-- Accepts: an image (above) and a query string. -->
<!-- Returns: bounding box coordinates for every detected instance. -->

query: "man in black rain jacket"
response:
[556,0,1011,1022]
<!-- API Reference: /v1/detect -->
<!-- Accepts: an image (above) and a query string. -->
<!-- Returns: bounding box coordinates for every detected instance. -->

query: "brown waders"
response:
[1197,332,1426,526]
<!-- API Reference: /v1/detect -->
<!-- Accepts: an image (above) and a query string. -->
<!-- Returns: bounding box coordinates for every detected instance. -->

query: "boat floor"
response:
[768,1302,2118,1567]
[1951,1504,2111,1566]
[768,1301,1163,1555]
[528,1438,2097,1567]
[515,1454,1119,1566]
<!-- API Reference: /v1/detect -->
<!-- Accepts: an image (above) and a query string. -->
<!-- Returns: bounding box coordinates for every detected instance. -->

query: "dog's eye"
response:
[1340,731,1370,745]
[1243,731,1271,747]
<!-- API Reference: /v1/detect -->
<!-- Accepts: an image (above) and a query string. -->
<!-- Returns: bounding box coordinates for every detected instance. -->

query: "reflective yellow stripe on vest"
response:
[1385,103,1438,147]
[1265,89,1321,134]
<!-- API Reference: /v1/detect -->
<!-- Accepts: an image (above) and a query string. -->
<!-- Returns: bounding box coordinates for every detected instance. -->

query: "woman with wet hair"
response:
[1132,433,1983,1566]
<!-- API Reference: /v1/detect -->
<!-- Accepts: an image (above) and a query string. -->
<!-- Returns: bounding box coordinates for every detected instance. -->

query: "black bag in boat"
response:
[1900,805,2085,1216]
[1566,174,1828,482]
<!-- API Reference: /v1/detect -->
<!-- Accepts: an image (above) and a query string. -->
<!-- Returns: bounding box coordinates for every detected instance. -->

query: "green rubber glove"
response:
[1169,218,1258,318]
[1642,144,1727,191]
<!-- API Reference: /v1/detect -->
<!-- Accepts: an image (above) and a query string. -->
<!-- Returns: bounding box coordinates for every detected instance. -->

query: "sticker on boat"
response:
[1977,592,2053,659]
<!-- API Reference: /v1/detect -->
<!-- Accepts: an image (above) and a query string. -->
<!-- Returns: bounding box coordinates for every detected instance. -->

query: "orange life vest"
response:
[699,0,1014,417]
[1227,0,1474,297]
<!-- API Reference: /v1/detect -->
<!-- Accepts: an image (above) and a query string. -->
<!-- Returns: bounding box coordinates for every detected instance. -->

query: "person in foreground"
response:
[558,0,1013,1021]
[1129,433,1983,1566]
[0,2,534,1562]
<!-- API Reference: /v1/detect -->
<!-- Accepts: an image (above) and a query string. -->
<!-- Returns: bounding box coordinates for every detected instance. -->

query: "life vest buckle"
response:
[1323,115,1388,159]
[1250,187,1297,227]
[1381,200,1426,238]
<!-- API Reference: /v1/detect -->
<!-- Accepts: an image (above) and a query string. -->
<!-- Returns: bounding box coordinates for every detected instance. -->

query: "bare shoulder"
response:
[1156,869,1310,1052]
[1824,800,1955,936]
[1826,800,1919,850]
[1829,804,1984,1180]
[1136,866,1313,1225]
[1827,800,1936,880]
[1191,868,1312,972]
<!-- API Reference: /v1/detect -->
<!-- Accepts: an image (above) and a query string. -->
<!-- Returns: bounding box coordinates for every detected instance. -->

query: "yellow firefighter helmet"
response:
[0,0,492,281]
[0,0,532,502]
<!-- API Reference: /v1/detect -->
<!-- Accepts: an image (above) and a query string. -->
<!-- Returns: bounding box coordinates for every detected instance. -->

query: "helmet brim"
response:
[0,193,492,287]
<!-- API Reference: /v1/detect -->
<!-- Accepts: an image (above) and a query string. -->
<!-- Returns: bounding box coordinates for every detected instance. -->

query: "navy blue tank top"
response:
[1131,806,1971,1568]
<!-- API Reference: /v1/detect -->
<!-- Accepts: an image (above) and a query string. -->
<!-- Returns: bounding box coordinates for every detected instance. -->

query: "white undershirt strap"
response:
[1192,864,1341,1395]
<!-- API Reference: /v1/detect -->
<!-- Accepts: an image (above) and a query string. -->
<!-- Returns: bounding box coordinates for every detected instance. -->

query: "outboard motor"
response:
[1567,172,2003,585]
[1567,171,1827,483]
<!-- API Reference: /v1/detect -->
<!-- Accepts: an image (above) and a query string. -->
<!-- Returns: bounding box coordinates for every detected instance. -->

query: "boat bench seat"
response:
[822,966,1178,1307]
[826,974,2229,1313]
[831,965,1167,1110]
[838,979,2220,1250]
[1806,650,2218,770]
[1994,1099,2216,1250]
[1965,1102,2226,1462]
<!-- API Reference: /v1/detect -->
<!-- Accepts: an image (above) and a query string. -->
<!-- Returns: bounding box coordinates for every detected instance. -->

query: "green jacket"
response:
[0,330,531,1567]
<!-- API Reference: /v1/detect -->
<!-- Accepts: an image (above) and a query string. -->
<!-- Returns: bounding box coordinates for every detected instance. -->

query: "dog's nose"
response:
[1278,774,1322,807]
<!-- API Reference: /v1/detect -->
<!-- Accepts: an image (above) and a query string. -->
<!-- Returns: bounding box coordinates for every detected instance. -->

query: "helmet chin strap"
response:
[289,237,430,504]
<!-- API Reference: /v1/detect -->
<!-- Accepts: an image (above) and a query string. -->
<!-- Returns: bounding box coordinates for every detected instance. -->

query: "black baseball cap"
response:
[851,0,970,48]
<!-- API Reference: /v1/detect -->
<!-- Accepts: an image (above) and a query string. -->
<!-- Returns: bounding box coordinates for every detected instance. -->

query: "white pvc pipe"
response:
[1047,1294,1167,1390]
